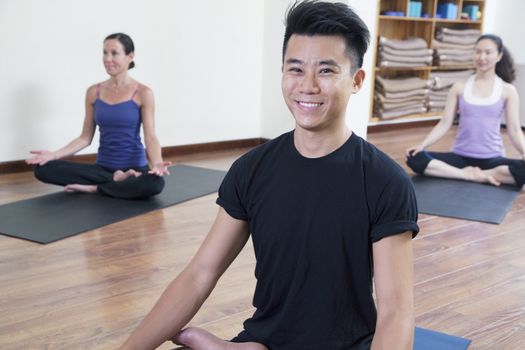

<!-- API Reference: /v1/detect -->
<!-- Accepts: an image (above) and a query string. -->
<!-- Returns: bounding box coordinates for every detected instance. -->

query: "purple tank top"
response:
[453,75,505,158]
[94,87,147,170]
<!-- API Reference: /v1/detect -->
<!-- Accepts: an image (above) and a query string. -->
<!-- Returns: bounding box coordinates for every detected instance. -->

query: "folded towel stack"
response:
[433,28,480,66]
[377,36,433,68]
[428,70,474,112]
[374,75,432,119]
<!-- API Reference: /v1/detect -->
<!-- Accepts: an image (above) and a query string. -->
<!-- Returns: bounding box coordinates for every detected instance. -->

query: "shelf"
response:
[379,16,433,22]
[431,65,475,70]
[370,0,484,128]
[369,114,442,126]
[434,19,482,24]
[374,65,475,72]
[375,66,432,72]
[379,16,481,24]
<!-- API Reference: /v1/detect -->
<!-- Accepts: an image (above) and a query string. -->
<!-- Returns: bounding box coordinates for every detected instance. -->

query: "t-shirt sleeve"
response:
[216,158,249,221]
[369,170,419,242]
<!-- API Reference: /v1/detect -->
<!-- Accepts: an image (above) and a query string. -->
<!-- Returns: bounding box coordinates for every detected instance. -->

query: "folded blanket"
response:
[435,34,479,45]
[380,45,433,57]
[439,27,481,36]
[435,48,474,56]
[375,93,427,105]
[430,70,474,89]
[429,106,446,112]
[379,60,430,67]
[428,101,447,109]
[438,60,475,67]
[380,51,433,63]
[375,101,426,113]
[375,106,428,119]
[433,40,475,50]
[381,88,430,99]
[430,86,452,94]
[429,90,449,98]
[431,77,460,89]
[430,70,474,79]
[428,96,447,102]
[376,76,431,92]
[428,95,448,102]
[438,54,472,62]
[379,36,429,50]
[431,77,457,88]
[428,96,448,104]
[375,99,427,110]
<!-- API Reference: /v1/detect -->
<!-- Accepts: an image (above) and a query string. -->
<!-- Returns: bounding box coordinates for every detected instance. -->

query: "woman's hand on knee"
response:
[405,145,425,160]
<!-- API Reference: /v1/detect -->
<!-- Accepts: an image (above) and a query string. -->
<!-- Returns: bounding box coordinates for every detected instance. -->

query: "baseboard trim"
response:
[367,118,440,133]
[162,138,267,158]
[0,138,268,175]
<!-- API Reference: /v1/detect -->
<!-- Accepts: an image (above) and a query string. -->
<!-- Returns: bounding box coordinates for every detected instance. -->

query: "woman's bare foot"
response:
[113,169,142,182]
[64,184,98,193]
[463,166,501,186]
[172,327,268,350]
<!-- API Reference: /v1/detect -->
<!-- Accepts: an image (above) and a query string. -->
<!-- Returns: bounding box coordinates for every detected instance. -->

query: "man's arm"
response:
[371,232,415,350]
[119,207,250,350]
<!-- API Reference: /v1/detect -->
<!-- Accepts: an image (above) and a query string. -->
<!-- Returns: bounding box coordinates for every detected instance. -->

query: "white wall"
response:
[484,0,525,126]
[11,1,525,163]
[484,0,525,64]
[259,0,378,140]
[348,0,378,139]
[259,0,295,139]
[0,0,263,162]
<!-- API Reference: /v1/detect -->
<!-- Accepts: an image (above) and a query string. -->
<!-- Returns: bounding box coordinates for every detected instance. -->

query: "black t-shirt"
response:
[217,131,419,350]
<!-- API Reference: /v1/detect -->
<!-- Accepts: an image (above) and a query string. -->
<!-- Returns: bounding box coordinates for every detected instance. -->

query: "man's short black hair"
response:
[283,1,370,72]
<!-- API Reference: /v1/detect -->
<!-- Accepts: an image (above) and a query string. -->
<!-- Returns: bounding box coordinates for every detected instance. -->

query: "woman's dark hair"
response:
[476,34,515,83]
[282,0,370,72]
[105,33,135,70]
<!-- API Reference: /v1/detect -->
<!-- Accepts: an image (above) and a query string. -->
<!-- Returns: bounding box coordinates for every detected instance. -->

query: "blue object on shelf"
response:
[408,1,422,17]
[383,10,405,16]
[437,3,458,19]
[463,5,479,20]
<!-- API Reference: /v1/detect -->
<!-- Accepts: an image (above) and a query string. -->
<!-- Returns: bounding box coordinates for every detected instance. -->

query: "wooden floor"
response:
[1,126,524,350]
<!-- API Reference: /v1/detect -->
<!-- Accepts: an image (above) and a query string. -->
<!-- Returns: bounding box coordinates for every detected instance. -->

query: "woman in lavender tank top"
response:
[406,34,525,189]
[26,33,170,199]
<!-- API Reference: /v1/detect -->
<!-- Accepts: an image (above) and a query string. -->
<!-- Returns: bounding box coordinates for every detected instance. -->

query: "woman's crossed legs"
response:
[406,151,525,188]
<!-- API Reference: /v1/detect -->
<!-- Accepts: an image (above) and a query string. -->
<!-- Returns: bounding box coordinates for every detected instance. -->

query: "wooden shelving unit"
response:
[369,0,485,128]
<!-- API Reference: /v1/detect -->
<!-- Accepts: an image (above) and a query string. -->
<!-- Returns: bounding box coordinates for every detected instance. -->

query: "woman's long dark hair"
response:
[476,34,515,83]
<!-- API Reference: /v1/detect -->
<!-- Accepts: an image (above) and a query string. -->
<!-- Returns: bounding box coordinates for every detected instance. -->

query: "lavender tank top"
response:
[94,87,147,170]
[453,75,505,158]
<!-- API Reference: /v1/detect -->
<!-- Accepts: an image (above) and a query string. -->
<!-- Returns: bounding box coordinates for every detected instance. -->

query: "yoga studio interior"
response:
[1,0,525,349]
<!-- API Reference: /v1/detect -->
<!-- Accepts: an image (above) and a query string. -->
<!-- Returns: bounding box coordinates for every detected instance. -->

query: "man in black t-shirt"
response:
[120,2,419,350]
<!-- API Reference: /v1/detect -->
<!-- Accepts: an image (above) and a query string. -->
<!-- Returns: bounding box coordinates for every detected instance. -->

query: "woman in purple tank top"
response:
[26,33,170,199]
[406,34,525,189]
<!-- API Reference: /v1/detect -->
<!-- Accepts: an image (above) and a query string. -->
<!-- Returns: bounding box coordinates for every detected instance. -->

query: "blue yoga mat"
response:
[414,327,471,349]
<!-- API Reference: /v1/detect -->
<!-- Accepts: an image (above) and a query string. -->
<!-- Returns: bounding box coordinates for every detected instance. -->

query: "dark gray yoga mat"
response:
[412,175,520,224]
[0,165,225,244]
